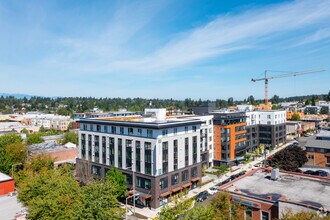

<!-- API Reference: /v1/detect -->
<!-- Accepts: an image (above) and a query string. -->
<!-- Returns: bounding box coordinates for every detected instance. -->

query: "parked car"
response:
[196,191,209,202]
[303,170,316,175]
[314,170,329,177]
[208,186,218,195]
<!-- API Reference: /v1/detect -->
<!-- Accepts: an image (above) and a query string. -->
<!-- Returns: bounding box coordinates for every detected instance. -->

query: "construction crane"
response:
[251,69,325,108]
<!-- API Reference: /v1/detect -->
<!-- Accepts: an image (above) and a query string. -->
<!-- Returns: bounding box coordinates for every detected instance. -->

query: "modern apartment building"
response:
[246,110,286,150]
[76,109,208,209]
[211,111,247,166]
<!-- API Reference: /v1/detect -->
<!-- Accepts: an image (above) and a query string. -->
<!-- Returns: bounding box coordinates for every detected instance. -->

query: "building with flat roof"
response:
[210,110,247,166]
[0,172,14,196]
[76,109,211,209]
[246,110,286,150]
[305,130,330,167]
[220,169,330,220]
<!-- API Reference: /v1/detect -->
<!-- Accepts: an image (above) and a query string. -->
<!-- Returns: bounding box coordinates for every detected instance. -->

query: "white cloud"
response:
[43,0,330,76]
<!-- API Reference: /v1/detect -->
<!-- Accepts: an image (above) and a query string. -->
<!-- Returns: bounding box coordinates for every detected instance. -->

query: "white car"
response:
[208,186,218,195]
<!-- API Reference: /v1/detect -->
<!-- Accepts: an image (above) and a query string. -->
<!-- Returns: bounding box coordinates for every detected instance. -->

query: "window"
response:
[193,136,197,164]
[171,173,179,185]
[118,138,122,168]
[174,128,178,135]
[147,129,153,138]
[88,135,92,160]
[174,140,178,170]
[102,136,106,164]
[308,154,314,160]
[90,124,94,131]
[81,134,86,157]
[126,140,132,168]
[111,126,116,134]
[125,174,132,185]
[137,177,151,190]
[136,141,141,172]
[192,126,197,132]
[245,207,252,219]
[267,121,271,125]
[120,127,124,134]
[185,138,189,166]
[185,126,188,133]
[94,136,100,162]
[109,138,115,166]
[162,142,169,174]
[137,128,142,136]
[91,165,101,176]
[267,115,271,119]
[96,125,101,132]
[182,170,189,182]
[104,126,108,133]
[145,142,152,175]
[159,177,168,190]
[128,128,134,135]
[262,211,269,220]
[162,129,168,137]
[82,124,87,130]
[191,167,197,178]
[209,128,212,133]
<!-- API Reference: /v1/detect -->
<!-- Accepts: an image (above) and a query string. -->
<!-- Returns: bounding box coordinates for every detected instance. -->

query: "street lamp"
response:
[125,166,137,219]
[12,163,23,177]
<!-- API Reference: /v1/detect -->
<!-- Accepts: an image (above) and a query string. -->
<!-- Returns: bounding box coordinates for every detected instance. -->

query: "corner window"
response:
[262,211,269,220]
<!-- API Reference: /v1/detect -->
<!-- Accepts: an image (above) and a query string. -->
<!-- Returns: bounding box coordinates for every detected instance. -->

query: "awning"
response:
[135,191,152,199]
[191,177,201,182]
[182,182,192,188]
[171,186,182,193]
[159,191,171,198]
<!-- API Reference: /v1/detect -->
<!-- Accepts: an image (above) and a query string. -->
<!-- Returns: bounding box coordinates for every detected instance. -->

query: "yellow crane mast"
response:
[251,69,325,109]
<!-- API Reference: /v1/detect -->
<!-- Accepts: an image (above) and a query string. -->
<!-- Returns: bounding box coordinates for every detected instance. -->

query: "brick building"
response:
[0,172,15,196]
[220,169,330,219]
[305,131,330,167]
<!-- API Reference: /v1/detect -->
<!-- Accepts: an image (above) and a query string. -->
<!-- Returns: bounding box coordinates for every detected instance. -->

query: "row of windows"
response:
[160,167,198,190]
[82,124,200,137]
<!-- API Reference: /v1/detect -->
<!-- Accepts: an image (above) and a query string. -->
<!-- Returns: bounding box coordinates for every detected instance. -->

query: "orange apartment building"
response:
[211,111,247,166]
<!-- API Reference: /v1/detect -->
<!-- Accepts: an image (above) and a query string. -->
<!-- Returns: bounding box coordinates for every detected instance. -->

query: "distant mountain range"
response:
[0,93,61,99]
[0,93,33,98]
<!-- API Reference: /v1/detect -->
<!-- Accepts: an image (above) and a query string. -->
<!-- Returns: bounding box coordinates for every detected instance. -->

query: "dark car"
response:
[304,170,316,175]
[314,170,329,177]
[196,191,209,202]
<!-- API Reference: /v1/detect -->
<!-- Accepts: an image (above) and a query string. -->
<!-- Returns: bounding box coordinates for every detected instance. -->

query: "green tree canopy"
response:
[61,131,78,145]
[27,133,44,145]
[291,113,301,121]
[105,167,127,198]
[0,133,24,174]
[320,106,329,115]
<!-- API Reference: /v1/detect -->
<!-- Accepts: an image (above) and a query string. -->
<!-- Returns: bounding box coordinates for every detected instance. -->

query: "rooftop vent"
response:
[271,168,280,181]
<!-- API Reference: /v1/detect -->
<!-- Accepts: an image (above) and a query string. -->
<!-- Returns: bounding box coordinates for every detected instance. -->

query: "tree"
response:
[0,133,23,174]
[291,113,301,121]
[39,126,46,133]
[272,104,281,110]
[271,95,280,104]
[105,167,127,198]
[182,205,214,220]
[247,95,255,105]
[81,180,124,219]
[268,146,307,172]
[21,128,29,135]
[61,131,78,145]
[56,107,71,116]
[227,97,234,106]
[305,99,310,105]
[210,192,245,220]
[26,154,54,173]
[157,193,194,220]
[320,106,329,115]
[327,90,330,101]
[280,208,324,220]
[27,133,44,145]
[17,167,83,220]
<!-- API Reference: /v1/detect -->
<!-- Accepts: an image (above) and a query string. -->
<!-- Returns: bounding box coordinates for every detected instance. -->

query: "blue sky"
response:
[0,0,329,100]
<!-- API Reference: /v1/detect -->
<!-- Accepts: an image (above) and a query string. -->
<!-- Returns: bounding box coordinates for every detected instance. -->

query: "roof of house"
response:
[224,170,330,210]
[0,172,13,182]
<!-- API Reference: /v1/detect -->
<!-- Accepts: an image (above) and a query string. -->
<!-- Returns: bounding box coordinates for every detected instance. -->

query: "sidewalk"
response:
[129,141,293,219]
